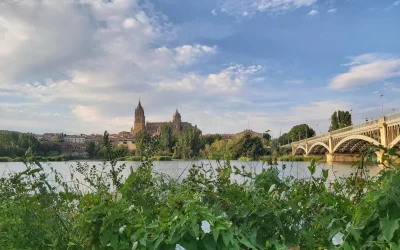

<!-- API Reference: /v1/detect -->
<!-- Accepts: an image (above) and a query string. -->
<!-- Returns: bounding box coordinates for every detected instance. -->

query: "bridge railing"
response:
[330,118,380,135]
[386,112,400,122]
[281,112,400,148]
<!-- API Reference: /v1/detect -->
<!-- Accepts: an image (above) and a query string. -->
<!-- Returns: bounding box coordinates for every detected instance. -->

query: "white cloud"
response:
[211,9,217,16]
[219,0,317,17]
[329,53,400,90]
[71,105,100,122]
[308,9,319,16]
[327,8,337,13]
[385,1,400,10]
[205,65,262,91]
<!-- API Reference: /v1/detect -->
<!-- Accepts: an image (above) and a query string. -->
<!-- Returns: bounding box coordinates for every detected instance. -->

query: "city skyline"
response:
[1,0,399,137]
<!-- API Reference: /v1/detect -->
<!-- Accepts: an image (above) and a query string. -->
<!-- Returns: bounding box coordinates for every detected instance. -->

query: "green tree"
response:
[173,125,202,159]
[85,141,96,158]
[329,110,352,131]
[288,124,315,141]
[159,123,174,153]
[203,134,222,146]
[135,130,151,157]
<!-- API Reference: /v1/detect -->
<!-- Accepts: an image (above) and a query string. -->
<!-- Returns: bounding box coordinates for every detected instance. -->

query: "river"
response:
[0,160,381,185]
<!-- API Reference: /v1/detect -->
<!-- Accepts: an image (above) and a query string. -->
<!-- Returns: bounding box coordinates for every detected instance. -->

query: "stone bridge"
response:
[281,112,400,162]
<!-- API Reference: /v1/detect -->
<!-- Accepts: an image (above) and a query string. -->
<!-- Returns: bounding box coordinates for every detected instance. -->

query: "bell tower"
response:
[131,100,146,136]
[172,109,182,132]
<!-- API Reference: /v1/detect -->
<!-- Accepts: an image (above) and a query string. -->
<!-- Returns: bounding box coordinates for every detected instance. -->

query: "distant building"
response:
[131,100,200,137]
[54,142,88,157]
[65,135,86,144]
[118,131,132,138]
[235,129,263,138]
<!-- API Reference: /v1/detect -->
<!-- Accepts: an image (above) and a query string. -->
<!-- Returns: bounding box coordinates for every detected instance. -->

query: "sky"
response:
[0,0,399,137]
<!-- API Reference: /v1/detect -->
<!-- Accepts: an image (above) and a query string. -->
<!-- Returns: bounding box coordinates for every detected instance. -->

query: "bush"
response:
[122,156,142,161]
[151,155,172,161]
[238,156,252,161]
[0,156,12,162]
[1,146,399,249]
[12,157,24,162]
[278,154,326,162]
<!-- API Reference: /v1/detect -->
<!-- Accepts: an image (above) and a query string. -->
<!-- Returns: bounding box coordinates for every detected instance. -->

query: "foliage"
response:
[203,133,266,160]
[158,123,175,153]
[86,141,96,158]
[329,110,352,132]
[203,134,222,146]
[278,155,326,162]
[173,125,203,159]
[0,130,61,157]
[1,138,400,249]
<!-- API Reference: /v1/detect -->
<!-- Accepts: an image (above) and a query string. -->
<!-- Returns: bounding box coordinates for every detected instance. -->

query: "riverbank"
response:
[277,155,326,162]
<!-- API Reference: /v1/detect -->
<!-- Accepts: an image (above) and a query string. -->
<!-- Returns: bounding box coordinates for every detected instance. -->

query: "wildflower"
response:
[201,220,211,233]
[332,232,344,246]
[268,184,276,193]
[132,241,138,250]
[128,205,135,211]
[119,225,127,234]
[280,191,286,200]
[222,212,228,219]
[175,244,186,250]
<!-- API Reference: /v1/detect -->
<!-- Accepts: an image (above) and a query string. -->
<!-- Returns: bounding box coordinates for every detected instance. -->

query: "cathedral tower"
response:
[131,100,146,136]
[172,109,181,132]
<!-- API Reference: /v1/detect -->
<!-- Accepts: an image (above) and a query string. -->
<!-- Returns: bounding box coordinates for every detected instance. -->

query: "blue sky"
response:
[0,0,399,137]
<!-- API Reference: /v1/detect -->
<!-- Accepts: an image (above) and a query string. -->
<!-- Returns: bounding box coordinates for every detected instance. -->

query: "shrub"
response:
[151,155,172,161]
[0,156,12,162]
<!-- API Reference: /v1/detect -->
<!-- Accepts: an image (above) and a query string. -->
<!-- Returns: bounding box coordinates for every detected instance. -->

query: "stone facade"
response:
[131,101,195,137]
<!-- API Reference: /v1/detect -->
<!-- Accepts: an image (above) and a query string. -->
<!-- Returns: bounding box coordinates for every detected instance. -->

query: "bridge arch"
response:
[294,145,307,155]
[308,142,331,154]
[389,135,400,148]
[333,135,380,154]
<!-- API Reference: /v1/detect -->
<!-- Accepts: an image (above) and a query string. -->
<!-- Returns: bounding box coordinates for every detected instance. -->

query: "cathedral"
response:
[131,100,197,137]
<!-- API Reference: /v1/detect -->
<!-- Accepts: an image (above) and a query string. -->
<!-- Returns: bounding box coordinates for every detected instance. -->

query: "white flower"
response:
[222,212,228,219]
[175,244,186,250]
[201,220,211,233]
[119,225,126,234]
[298,202,301,206]
[268,184,276,193]
[332,232,344,246]
[128,205,135,211]
[132,241,138,250]
[280,191,286,200]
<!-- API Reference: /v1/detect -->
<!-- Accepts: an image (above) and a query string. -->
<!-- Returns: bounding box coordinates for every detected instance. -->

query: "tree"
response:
[159,124,174,153]
[173,125,202,159]
[203,134,222,146]
[135,130,151,157]
[288,124,315,141]
[329,110,352,132]
[86,141,96,158]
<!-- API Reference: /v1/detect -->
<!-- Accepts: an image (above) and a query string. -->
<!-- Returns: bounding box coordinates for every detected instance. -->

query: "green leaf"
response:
[238,235,255,249]
[212,228,219,242]
[222,232,232,246]
[203,235,216,250]
[380,218,399,242]
[153,233,164,249]
[322,169,329,180]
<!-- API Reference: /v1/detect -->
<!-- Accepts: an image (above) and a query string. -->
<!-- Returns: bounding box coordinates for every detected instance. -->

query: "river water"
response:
[0,160,381,185]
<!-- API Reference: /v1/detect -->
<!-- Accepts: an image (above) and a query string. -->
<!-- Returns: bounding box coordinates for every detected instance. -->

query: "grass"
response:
[278,154,326,162]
